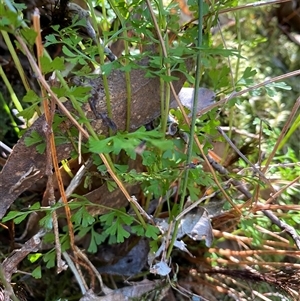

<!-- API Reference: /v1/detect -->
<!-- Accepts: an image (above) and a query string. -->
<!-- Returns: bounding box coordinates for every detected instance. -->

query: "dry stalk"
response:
[32,8,70,274]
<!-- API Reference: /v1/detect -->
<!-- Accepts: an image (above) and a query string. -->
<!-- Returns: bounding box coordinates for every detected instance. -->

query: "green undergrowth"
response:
[0,0,299,300]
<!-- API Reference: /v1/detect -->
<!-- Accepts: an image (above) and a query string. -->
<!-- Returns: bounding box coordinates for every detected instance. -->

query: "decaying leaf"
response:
[97,238,149,276]
[177,207,214,247]
[150,207,213,276]
[173,240,194,257]
[177,87,215,116]
[79,279,163,301]
[150,261,172,276]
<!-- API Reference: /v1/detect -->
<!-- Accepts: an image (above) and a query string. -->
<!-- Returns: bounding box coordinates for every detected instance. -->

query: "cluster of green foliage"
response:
[1,0,299,300]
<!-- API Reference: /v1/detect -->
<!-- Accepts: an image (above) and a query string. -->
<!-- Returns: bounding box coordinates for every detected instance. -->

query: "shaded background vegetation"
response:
[0,0,299,300]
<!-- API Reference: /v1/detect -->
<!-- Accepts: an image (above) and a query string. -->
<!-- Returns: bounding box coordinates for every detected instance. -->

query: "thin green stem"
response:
[130,203,148,229]
[87,0,114,136]
[223,10,242,158]
[146,0,171,135]
[163,71,171,132]
[109,1,132,132]
[160,75,165,130]
[158,0,170,134]
[124,29,132,132]
[278,111,300,151]
[0,92,20,135]
[229,11,242,138]
[100,0,108,31]
[234,11,242,83]
[0,65,23,112]
[167,0,204,260]
[1,30,31,92]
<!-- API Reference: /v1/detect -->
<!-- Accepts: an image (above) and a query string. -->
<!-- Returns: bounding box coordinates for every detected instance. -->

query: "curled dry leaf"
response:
[177,207,214,247]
